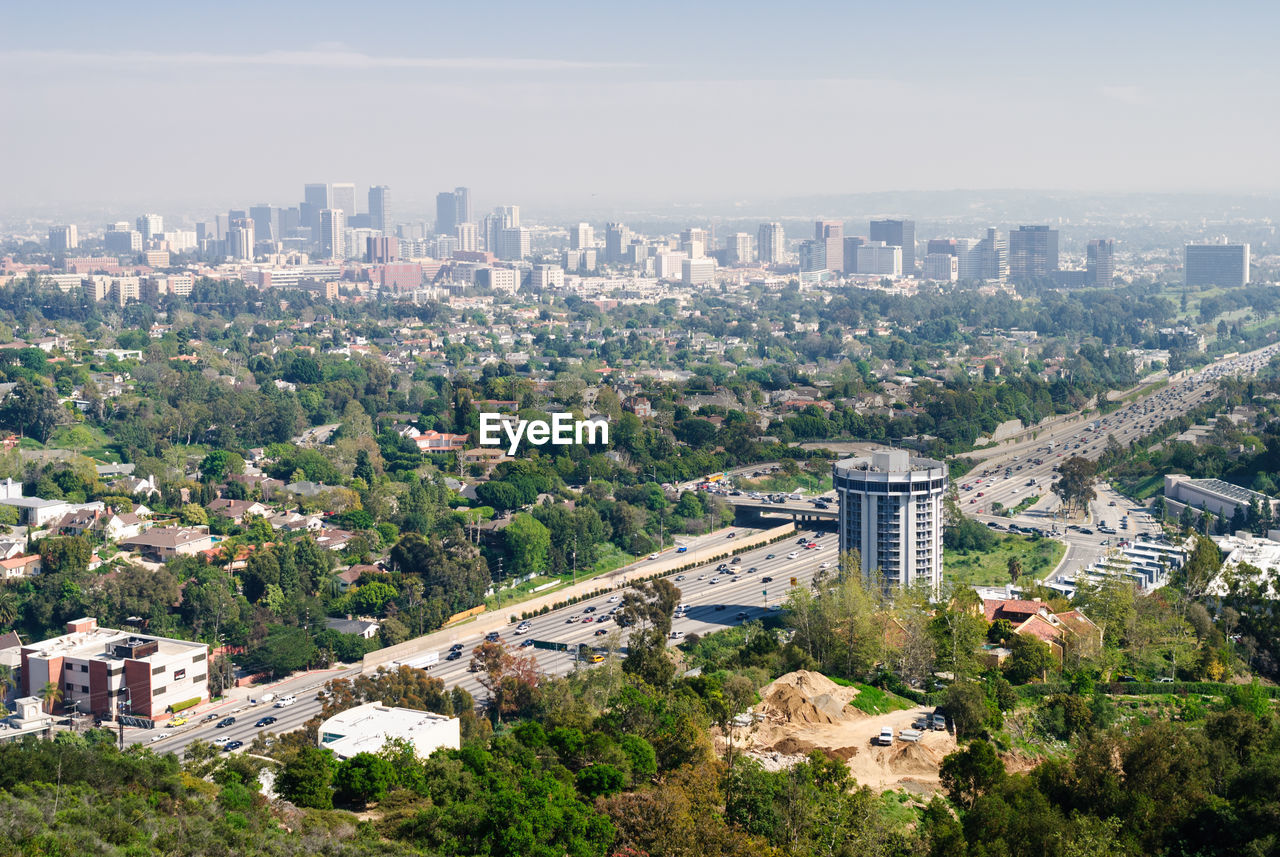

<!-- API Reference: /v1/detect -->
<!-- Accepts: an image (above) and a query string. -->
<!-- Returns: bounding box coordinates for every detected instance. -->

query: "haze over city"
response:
[5,0,1280,216]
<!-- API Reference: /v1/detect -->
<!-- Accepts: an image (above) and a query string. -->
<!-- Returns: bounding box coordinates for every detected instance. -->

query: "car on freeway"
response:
[762,576,774,583]
[766,554,776,559]
[589,654,605,663]
[675,575,686,581]
[255,716,277,728]
[216,717,236,728]
[676,546,688,553]
[582,616,594,623]
[648,554,659,560]
[450,643,464,652]
[669,630,684,639]
[594,628,608,636]
[168,716,187,727]
[484,631,501,642]
[519,639,534,648]
[820,561,831,569]
[446,650,462,660]
[787,552,799,559]
[735,611,749,621]
[608,595,620,602]
[583,606,597,613]
[714,604,727,611]
[201,714,219,724]
[223,741,244,752]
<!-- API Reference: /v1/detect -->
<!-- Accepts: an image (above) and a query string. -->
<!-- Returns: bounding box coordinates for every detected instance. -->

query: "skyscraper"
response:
[757,222,785,264]
[834,449,947,592]
[435,187,471,237]
[855,242,902,276]
[727,232,755,265]
[570,223,594,250]
[798,240,825,273]
[249,205,278,242]
[456,222,479,253]
[815,220,843,274]
[1008,225,1059,280]
[497,226,531,260]
[1086,239,1115,287]
[48,225,78,252]
[842,236,865,274]
[302,183,329,232]
[368,186,391,231]
[1185,243,1249,286]
[319,208,345,260]
[977,228,1008,280]
[228,218,255,261]
[136,214,163,243]
[869,219,915,276]
[330,183,357,221]
[605,223,630,264]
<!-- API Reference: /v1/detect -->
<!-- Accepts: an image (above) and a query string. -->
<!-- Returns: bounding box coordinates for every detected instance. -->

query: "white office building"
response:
[834,450,947,591]
[855,241,903,277]
[682,257,716,286]
[318,701,460,760]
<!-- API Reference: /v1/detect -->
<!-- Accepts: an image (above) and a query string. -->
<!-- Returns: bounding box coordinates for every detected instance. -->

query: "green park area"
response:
[944,533,1065,588]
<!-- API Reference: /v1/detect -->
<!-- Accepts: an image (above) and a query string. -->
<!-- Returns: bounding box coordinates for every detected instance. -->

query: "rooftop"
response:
[834,448,946,475]
[318,701,459,760]
[21,619,205,663]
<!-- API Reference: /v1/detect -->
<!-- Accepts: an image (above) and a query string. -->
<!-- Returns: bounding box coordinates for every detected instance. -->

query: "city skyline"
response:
[4,0,1280,212]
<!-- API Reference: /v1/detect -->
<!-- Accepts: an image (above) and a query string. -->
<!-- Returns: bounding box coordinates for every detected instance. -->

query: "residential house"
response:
[324,616,381,639]
[0,554,41,580]
[118,527,215,561]
[414,430,469,453]
[206,498,270,524]
[982,598,1102,662]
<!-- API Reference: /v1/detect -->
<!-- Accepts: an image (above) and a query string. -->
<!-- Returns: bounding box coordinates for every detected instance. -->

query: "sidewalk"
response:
[190,665,357,717]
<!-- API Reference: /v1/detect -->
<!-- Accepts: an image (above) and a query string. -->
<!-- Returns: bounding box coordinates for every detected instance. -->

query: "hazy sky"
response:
[3,0,1279,217]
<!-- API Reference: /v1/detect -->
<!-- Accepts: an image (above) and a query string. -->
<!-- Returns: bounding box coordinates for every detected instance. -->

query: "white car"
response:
[607,595,620,603]
[514,624,531,635]
[648,554,659,560]
[820,561,831,569]
[787,552,799,559]
[876,727,894,746]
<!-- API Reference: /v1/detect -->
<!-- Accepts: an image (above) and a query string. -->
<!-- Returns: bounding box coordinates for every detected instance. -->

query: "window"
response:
[192,652,207,663]
[65,683,74,691]
[151,664,165,675]
[152,687,165,698]
[173,668,186,681]
[79,664,88,673]
[80,685,88,693]
[191,674,206,685]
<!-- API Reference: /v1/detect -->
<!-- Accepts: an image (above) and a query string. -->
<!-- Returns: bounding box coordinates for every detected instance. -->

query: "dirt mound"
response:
[756,670,859,725]
[888,741,943,776]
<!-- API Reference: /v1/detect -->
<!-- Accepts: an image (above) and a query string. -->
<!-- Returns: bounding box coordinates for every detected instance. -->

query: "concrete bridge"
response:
[730,497,839,527]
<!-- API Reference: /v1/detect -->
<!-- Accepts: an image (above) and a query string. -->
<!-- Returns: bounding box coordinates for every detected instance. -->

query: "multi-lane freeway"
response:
[130,524,839,755]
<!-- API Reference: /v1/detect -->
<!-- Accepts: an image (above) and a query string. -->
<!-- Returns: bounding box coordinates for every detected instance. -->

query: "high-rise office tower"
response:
[977,228,1008,280]
[815,220,843,273]
[456,222,479,253]
[1185,243,1250,286]
[497,226,531,260]
[486,206,520,254]
[318,208,345,260]
[842,236,866,274]
[330,183,357,221]
[798,239,826,273]
[834,449,947,592]
[757,222,785,264]
[48,225,78,252]
[435,187,471,237]
[302,183,329,232]
[1086,239,1115,287]
[727,232,755,265]
[368,186,391,231]
[955,238,982,280]
[249,205,278,242]
[228,218,256,261]
[923,253,959,281]
[136,214,163,243]
[869,219,916,275]
[855,241,902,277]
[1008,225,1059,280]
[926,238,957,256]
[605,223,630,264]
[570,223,594,250]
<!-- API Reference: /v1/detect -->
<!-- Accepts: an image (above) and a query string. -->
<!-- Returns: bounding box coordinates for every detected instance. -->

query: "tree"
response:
[943,680,992,738]
[276,745,334,809]
[469,641,539,724]
[1003,633,1054,684]
[333,751,395,807]
[1007,556,1023,585]
[39,680,62,714]
[179,504,208,526]
[0,378,62,442]
[1053,456,1098,517]
[504,512,550,579]
[930,586,987,678]
[620,579,681,687]
[244,625,315,679]
[199,450,243,482]
[940,739,1005,809]
[0,590,17,626]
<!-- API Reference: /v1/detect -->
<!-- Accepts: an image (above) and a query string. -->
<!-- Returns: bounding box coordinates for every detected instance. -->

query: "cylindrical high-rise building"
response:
[834,449,947,592]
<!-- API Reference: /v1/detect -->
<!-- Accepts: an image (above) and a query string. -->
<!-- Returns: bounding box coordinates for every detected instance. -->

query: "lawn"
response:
[738,470,833,495]
[944,533,1066,588]
[828,676,917,715]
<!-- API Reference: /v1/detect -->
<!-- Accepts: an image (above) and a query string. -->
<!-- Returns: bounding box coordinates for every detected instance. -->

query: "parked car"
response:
[876,727,894,746]
[931,713,947,731]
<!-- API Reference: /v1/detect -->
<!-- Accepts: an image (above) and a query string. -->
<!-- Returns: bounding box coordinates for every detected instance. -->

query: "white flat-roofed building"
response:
[318,701,460,760]
[1211,531,1280,598]
[834,449,947,592]
[682,256,716,286]
[20,617,208,722]
[1164,474,1277,521]
[855,241,902,277]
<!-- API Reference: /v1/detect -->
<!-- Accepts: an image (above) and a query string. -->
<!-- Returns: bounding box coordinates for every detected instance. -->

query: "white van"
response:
[274,695,297,708]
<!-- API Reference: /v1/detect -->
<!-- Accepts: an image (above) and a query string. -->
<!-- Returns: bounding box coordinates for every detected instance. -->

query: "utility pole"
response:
[117,687,131,750]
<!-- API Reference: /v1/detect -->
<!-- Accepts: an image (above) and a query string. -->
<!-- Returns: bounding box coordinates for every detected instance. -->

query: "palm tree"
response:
[39,681,62,714]
[0,591,17,626]
[0,664,14,709]
[1007,556,1023,585]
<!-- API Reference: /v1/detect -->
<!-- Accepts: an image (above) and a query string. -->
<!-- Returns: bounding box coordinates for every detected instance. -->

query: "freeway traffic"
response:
[130,523,839,756]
